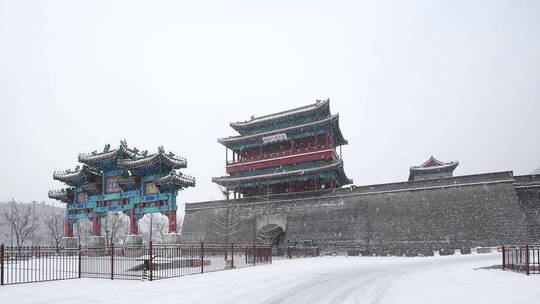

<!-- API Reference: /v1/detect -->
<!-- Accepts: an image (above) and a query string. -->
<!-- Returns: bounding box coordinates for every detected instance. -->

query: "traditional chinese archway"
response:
[49,140,195,246]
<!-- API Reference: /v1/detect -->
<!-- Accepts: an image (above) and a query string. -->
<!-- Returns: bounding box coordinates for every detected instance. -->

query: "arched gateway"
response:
[49,140,195,247]
[256,224,285,246]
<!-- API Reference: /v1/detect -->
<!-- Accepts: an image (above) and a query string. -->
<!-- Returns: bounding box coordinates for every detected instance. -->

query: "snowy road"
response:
[257,253,540,304]
[3,253,540,304]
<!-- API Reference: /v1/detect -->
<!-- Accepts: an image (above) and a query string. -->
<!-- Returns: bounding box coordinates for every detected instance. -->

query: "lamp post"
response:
[32,201,35,246]
[149,213,154,243]
[10,198,14,248]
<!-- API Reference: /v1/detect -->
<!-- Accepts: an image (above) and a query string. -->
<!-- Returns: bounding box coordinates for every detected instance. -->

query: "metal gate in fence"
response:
[0,243,272,286]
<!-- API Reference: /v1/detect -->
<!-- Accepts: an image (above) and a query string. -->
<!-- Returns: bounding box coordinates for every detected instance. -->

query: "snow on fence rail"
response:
[0,243,272,286]
[502,245,540,275]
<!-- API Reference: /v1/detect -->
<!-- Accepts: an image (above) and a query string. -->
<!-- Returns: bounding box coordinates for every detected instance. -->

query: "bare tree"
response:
[101,212,129,245]
[177,215,184,233]
[209,206,240,245]
[74,218,92,246]
[209,206,241,260]
[140,213,169,243]
[43,212,64,249]
[2,203,36,250]
[0,209,8,240]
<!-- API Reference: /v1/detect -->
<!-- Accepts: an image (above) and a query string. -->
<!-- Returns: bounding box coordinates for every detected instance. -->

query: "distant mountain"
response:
[532,167,540,175]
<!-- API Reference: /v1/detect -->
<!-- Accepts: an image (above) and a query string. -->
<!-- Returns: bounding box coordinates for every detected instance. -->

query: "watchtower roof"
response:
[409,156,459,181]
[219,113,347,149]
[411,156,459,170]
[230,99,330,133]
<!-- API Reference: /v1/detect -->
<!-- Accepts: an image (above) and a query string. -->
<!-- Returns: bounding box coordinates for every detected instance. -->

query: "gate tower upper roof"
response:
[230,99,331,135]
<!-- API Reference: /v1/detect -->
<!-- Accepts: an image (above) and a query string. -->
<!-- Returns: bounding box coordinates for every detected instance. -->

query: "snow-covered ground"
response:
[3,253,539,304]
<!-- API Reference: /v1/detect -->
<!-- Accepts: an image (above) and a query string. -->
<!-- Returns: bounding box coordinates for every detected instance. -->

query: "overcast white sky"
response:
[1,0,539,207]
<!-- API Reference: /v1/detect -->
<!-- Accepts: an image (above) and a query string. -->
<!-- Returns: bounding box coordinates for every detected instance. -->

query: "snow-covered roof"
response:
[78,140,140,164]
[408,156,459,181]
[229,99,330,132]
[213,159,352,186]
[410,163,458,171]
[48,188,73,203]
[218,114,347,148]
[117,146,187,169]
[53,165,101,182]
[156,170,196,188]
[410,156,458,171]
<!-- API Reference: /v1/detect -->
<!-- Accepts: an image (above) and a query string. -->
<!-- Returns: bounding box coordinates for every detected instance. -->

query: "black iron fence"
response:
[0,244,79,285]
[0,243,272,286]
[502,245,540,275]
[273,247,320,259]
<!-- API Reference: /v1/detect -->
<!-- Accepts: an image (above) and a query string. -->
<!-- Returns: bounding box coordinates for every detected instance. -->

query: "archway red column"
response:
[168,210,177,233]
[92,212,101,236]
[129,209,138,235]
[64,220,74,237]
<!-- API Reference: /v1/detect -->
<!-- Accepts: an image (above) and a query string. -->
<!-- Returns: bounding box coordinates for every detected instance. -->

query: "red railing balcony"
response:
[226,146,338,174]
[227,144,337,166]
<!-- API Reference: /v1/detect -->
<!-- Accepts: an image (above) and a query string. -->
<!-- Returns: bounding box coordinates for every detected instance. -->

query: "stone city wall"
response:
[182,171,535,256]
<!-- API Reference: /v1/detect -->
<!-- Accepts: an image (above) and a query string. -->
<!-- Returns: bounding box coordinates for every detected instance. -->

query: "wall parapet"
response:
[187,171,515,211]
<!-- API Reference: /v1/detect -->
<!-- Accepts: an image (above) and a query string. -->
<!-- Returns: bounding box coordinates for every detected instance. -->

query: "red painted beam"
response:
[226,149,337,174]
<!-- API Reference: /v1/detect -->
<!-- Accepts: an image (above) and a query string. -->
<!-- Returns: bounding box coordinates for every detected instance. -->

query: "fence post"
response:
[1,244,4,286]
[501,246,505,271]
[78,244,82,278]
[149,241,153,281]
[525,244,530,276]
[231,243,234,269]
[200,242,204,274]
[253,243,256,266]
[111,243,114,280]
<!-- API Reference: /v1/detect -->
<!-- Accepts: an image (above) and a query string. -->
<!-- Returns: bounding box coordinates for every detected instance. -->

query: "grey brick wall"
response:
[515,175,540,244]
[181,171,535,256]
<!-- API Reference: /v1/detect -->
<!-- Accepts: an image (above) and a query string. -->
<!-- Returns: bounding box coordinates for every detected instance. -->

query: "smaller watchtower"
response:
[409,156,458,181]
